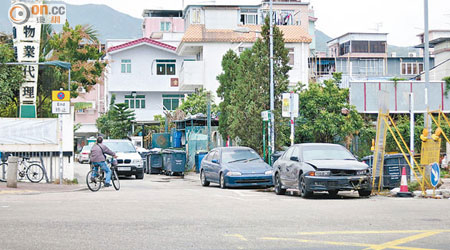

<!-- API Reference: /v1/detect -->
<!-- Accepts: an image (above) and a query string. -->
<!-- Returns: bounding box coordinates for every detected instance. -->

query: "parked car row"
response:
[199,143,372,198]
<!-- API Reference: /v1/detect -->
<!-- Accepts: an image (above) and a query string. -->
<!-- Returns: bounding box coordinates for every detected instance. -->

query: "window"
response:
[369,41,386,53]
[160,21,171,32]
[121,59,131,73]
[156,59,176,75]
[401,62,424,75]
[352,41,369,53]
[288,48,294,66]
[191,8,201,24]
[125,95,146,109]
[163,94,184,111]
[283,147,295,160]
[339,42,350,56]
[240,9,258,25]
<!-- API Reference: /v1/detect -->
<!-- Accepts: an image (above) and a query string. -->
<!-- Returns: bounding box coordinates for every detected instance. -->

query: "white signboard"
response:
[14,42,40,62]
[19,81,37,103]
[13,23,41,42]
[261,111,270,121]
[282,93,299,118]
[0,118,57,144]
[52,101,70,114]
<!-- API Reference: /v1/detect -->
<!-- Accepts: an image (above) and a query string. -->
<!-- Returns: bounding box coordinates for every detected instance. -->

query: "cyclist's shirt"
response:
[90,143,115,163]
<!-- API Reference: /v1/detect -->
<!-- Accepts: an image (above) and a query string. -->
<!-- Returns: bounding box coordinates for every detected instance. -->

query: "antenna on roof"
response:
[369,22,383,32]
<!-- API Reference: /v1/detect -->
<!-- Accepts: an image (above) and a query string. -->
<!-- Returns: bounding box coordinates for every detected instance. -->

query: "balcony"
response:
[179,61,204,91]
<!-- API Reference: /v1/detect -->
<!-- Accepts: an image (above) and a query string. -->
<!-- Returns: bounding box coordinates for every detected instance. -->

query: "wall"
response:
[111,92,167,121]
[205,9,238,30]
[432,40,450,81]
[143,17,185,38]
[73,84,104,125]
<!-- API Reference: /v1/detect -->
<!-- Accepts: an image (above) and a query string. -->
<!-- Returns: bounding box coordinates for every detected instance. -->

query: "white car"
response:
[103,139,145,179]
[77,145,91,164]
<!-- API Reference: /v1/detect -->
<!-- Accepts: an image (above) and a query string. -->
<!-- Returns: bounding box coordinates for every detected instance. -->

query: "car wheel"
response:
[358,189,371,197]
[200,170,210,187]
[136,172,144,179]
[274,173,286,195]
[299,175,313,198]
[328,190,339,196]
[219,173,226,189]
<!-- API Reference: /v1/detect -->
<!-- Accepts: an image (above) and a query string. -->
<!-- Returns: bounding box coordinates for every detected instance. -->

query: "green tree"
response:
[0,41,24,117]
[295,74,364,147]
[97,94,136,139]
[178,88,218,115]
[217,16,291,153]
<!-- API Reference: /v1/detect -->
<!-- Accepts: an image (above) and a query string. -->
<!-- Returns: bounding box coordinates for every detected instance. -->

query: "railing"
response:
[1,151,73,183]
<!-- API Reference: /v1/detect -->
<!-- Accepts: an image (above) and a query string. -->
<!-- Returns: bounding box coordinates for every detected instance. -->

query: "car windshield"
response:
[222,149,261,164]
[302,145,355,161]
[103,141,136,153]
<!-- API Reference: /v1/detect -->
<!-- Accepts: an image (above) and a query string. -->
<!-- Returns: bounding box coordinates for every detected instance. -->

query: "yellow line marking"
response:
[262,237,438,250]
[364,231,442,250]
[297,230,450,235]
[224,234,248,242]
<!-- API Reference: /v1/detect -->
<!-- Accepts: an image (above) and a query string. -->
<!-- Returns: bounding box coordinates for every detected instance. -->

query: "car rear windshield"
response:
[82,145,91,151]
[222,149,261,163]
[302,146,355,161]
[103,141,136,153]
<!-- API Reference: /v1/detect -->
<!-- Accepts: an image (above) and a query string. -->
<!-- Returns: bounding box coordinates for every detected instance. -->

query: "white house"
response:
[105,38,195,121]
[177,4,312,96]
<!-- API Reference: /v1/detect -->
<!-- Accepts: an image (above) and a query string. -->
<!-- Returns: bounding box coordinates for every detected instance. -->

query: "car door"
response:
[210,150,221,182]
[202,151,214,179]
[288,146,302,187]
[279,147,294,186]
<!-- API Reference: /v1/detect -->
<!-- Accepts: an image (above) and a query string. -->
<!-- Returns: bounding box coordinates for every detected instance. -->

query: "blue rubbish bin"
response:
[195,151,208,173]
[149,150,163,174]
[162,149,187,176]
[172,131,182,148]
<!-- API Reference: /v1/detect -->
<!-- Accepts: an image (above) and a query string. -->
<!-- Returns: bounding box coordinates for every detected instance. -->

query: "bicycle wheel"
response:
[111,169,120,191]
[86,170,102,192]
[26,164,44,183]
[0,163,7,182]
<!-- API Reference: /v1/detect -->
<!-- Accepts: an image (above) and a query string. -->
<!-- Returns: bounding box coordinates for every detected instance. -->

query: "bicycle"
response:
[86,159,120,192]
[0,156,45,183]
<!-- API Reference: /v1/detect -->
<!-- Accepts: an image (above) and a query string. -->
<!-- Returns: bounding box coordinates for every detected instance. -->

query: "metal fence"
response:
[1,151,72,183]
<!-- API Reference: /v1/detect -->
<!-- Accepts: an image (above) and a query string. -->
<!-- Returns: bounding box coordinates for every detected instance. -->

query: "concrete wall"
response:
[205,9,239,30]
[143,17,185,38]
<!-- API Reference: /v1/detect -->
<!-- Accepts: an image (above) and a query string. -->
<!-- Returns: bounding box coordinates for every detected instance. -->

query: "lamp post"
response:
[424,0,431,135]
[269,0,275,159]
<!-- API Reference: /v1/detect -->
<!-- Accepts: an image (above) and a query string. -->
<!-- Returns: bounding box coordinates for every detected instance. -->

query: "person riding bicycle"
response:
[90,136,117,187]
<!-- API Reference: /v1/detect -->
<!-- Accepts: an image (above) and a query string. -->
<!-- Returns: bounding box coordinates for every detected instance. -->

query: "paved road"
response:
[0,163,449,250]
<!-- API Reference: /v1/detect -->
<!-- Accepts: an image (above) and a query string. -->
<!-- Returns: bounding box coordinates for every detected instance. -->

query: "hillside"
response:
[0,2,143,42]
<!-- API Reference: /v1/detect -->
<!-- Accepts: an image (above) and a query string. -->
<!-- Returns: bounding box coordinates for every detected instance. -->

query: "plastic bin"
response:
[362,154,411,189]
[172,131,182,148]
[149,150,163,174]
[195,151,208,173]
[162,149,187,176]
[271,151,284,166]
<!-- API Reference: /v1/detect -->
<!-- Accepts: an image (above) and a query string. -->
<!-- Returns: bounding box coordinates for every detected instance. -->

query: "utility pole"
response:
[269,0,275,158]
[207,92,212,151]
[424,0,431,135]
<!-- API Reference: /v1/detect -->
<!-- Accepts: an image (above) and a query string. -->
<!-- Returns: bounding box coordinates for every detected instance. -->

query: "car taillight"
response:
[82,152,89,155]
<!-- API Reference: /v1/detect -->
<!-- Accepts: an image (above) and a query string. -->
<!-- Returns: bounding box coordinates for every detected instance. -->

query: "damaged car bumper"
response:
[304,175,371,192]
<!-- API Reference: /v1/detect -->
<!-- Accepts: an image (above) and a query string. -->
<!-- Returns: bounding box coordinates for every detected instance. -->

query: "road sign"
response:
[52,90,70,101]
[261,111,270,121]
[282,93,299,118]
[420,139,441,166]
[52,101,70,114]
[430,162,440,187]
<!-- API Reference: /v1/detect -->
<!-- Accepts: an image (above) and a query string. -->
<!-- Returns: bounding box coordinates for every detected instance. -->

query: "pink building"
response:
[72,83,106,150]
[142,10,185,47]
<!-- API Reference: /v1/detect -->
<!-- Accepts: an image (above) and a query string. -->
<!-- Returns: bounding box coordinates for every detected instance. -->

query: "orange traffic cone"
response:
[397,167,413,197]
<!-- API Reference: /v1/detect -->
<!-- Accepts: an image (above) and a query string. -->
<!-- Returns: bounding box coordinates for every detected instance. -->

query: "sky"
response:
[63,0,450,46]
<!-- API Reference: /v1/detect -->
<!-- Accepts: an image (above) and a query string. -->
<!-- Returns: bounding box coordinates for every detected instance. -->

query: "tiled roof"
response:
[107,38,177,53]
[181,24,312,43]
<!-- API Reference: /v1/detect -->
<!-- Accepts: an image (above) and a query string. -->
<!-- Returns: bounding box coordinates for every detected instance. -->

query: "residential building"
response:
[178,2,312,96]
[72,83,106,150]
[416,30,450,81]
[105,38,196,122]
[310,32,434,87]
[142,9,185,47]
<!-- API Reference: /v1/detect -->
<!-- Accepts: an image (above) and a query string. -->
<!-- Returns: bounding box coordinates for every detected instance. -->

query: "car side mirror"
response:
[290,156,299,162]
[212,159,219,164]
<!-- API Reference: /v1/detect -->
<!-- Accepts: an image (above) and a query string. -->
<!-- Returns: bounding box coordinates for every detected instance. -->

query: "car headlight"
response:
[265,170,273,176]
[132,159,143,165]
[226,172,242,176]
[314,171,331,176]
[357,169,368,176]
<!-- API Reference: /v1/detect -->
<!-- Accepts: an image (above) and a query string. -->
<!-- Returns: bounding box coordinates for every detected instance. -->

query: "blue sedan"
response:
[199,147,274,188]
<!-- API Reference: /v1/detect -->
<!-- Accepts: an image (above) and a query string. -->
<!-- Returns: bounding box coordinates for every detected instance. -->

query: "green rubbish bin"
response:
[162,149,187,176]
[149,150,163,174]
[271,151,284,166]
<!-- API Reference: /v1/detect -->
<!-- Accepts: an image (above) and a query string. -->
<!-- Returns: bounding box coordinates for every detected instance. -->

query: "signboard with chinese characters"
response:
[15,42,40,62]
[52,101,70,114]
[13,24,41,42]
